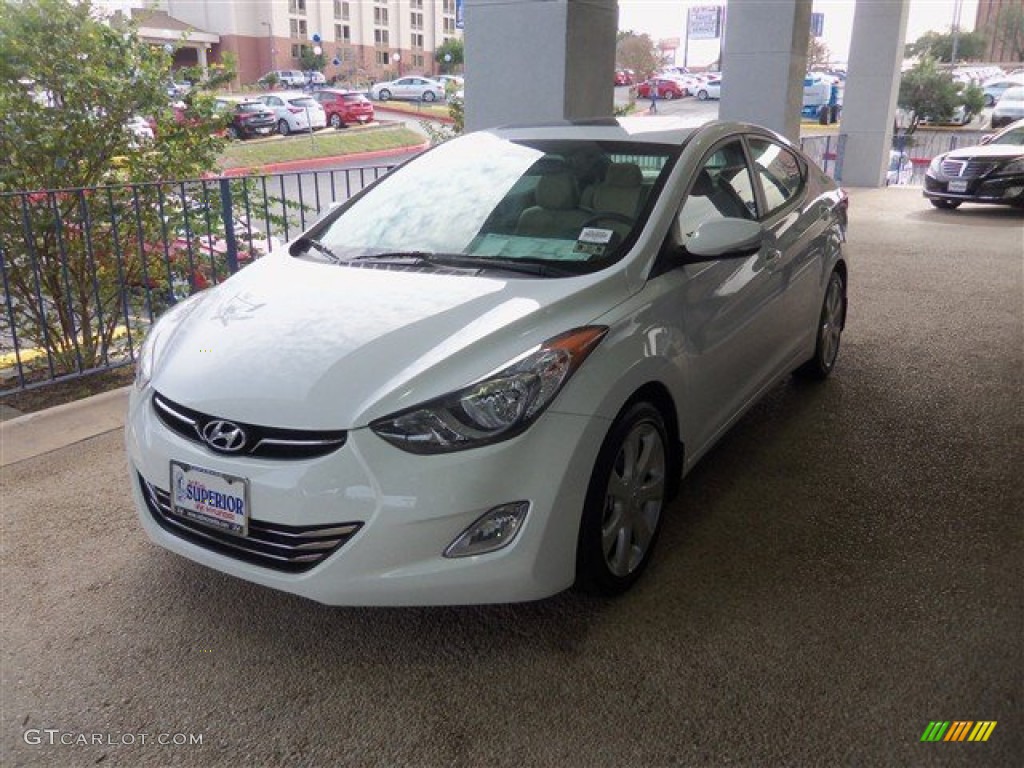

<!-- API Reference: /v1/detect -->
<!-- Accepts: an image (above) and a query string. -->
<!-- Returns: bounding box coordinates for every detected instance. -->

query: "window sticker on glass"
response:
[578,227,614,244]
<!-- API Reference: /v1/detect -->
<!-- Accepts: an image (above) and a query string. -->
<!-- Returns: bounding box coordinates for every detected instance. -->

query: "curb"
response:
[0,386,131,467]
[220,140,430,176]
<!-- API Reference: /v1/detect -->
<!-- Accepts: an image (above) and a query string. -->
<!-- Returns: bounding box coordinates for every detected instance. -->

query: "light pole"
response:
[443,52,452,75]
[261,20,275,70]
[950,0,964,66]
[392,51,402,77]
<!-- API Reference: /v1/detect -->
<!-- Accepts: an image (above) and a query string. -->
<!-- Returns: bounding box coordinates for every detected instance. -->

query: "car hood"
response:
[943,143,1024,161]
[149,254,623,429]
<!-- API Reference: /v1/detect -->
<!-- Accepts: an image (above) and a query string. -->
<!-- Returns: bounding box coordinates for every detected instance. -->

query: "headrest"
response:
[535,172,579,210]
[603,163,643,188]
[690,169,716,197]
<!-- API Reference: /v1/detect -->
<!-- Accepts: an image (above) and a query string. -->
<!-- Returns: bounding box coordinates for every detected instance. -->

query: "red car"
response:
[614,69,634,86]
[312,89,375,128]
[636,78,687,100]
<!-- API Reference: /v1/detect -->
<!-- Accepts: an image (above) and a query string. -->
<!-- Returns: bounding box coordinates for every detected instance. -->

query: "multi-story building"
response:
[100,1,462,86]
[974,0,1024,64]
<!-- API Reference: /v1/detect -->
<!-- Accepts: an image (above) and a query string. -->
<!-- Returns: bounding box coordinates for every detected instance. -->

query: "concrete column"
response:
[719,0,811,142]
[838,0,910,187]
[463,0,617,132]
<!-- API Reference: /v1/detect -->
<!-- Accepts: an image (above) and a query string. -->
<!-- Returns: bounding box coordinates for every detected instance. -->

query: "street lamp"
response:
[392,51,402,77]
[443,52,452,75]
[261,21,275,70]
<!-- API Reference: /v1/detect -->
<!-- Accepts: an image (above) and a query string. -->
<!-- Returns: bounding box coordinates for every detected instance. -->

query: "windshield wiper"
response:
[351,251,577,277]
[293,237,342,264]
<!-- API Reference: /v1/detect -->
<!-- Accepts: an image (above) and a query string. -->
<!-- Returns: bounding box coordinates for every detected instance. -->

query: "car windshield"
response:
[992,125,1024,145]
[238,103,266,113]
[299,133,678,273]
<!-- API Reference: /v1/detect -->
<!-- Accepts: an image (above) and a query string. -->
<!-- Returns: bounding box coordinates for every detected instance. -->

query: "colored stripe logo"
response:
[921,721,997,742]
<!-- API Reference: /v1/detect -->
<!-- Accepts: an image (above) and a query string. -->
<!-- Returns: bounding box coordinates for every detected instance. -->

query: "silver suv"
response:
[259,70,306,88]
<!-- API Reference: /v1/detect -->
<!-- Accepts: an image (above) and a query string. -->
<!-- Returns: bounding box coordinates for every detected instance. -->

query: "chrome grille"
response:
[139,474,361,573]
[152,392,347,460]
[940,159,999,179]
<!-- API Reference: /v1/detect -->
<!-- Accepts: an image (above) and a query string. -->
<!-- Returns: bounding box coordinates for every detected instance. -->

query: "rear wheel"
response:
[697,89,709,101]
[377,89,391,101]
[329,113,344,129]
[422,91,437,102]
[576,402,668,595]
[277,119,290,136]
[796,270,846,380]
[226,125,240,140]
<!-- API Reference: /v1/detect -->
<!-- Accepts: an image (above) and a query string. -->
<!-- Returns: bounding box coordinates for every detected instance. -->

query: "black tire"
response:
[576,402,669,596]
[795,270,846,380]
[422,91,437,102]
[277,119,290,136]
[697,89,709,101]
[664,90,677,101]
[984,94,995,107]
[226,125,240,140]
[329,113,344,129]
[930,199,962,210]
[377,89,391,101]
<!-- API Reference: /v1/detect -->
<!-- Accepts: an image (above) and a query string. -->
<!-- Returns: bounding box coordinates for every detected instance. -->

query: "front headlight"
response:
[999,158,1024,174]
[370,326,608,454]
[927,155,945,175]
[134,291,207,390]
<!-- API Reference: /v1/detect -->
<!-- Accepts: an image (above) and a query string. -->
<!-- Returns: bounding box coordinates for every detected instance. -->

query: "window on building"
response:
[443,18,456,34]
[411,33,424,50]
[375,50,390,66]
[443,0,456,14]
[410,12,423,30]
[374,29,390,47]
[411,0,423,8]
[335,24,351,43]
[374,7,389,25]
[413,54,424,68]
[290,18,308,38]
[289,0,306,14]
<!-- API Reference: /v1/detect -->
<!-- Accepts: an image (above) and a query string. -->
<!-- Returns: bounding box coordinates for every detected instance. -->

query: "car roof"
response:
[488,117,773,148]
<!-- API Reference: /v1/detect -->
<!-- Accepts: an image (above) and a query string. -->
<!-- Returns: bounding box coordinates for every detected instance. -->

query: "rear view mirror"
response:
[683,218,765,261]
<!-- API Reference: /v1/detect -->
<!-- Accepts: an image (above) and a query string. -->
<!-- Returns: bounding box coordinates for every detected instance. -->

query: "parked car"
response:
[257,92,327,135]
[981,75,1024,107]
[312,89,374,128]
[886,150,914,186]
[304,70,327,87]
[124,115,154,145]
[614,69,634,86]
[369,76,445,102]
[126,117,849,606]
[923,119,1024,209]
[991,86,1024,129]
[215,97,277,140]
[258,70,306,88]
[695,78,721,101]
[636,78,687,100]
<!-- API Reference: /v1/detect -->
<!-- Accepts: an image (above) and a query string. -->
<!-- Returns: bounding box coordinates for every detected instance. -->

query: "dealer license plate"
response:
[170,462,249,536]
[948,179,968,193]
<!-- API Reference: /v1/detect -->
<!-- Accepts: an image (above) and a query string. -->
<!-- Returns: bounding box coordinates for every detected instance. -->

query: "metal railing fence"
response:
[1,166,393,394]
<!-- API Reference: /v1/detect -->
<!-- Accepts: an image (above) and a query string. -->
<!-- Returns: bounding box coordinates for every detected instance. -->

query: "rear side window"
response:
[289,98,318,108]
[747,138,804,215]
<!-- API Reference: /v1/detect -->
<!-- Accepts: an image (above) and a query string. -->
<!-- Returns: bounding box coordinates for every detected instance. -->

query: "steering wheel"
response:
[582,212,634,229]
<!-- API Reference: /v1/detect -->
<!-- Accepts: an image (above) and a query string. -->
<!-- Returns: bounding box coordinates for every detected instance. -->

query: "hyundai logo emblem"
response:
[202,420,247,453]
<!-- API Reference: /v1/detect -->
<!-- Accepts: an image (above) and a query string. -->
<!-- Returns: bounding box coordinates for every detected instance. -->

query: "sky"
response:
[617,0,981,67]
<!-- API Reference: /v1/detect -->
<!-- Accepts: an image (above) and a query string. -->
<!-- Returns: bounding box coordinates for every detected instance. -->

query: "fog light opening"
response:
[444,502,530,558]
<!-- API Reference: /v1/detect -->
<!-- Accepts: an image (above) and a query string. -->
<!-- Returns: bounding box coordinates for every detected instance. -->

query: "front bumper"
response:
[126,387,609,606]
[923,172,1024,205]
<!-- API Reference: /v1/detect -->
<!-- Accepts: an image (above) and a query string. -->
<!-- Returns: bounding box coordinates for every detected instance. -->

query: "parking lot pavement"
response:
[1,188,1021,767]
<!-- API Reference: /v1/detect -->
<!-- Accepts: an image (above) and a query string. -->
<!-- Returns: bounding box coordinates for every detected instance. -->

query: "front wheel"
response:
[422,91,437,102]
[795,270,846,380]
[576,402,669,595]
[329,113,344,129]
[697,89,709,101]
[277,119,290,136]
[377,89,391,101]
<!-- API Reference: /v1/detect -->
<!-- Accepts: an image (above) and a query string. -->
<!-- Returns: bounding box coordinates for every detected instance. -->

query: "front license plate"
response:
[170,462,249,536]
[948,179,969,193]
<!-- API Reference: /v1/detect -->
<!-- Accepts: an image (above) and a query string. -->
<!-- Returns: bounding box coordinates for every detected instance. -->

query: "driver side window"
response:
[676,141,757,244]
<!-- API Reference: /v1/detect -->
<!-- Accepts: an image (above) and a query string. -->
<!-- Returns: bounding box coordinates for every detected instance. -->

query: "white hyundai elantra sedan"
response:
[126,117,849,606]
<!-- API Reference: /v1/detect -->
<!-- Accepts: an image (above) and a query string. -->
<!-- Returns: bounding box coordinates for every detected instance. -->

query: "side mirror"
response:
[682,218,765,262]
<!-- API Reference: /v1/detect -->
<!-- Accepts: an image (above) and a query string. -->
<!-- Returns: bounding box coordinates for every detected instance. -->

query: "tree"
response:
[616,32,664,80]
[990,2,1024,62]
[434,38,464,73]
[0,0,232,377]
[807,38,831,72]
[898,57,985,134]
[299,47,326,73]
[905,29,988,62]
